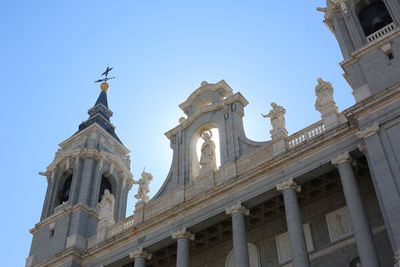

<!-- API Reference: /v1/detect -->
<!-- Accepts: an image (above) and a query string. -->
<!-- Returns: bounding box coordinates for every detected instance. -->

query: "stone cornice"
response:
[165,92,248,139]
[276,179,301,192]
[331,151,353,166]
[356,123,380,139]
[30,203,99,234]
[129,248,152,260]
[171,228,195,240]
[59,123,130,155]
[45,148,133,184]
[225,203,250,216]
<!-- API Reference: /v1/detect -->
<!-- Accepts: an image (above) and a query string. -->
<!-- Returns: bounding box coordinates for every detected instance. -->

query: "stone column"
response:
[226,203,250,267]
[332,152,380,267]
[41,171,56,219]
[172,228,195,267]
[276,179,310,267]
[89,158,104,208]
[69,156,82,205]
[129,248,152,267]
[357,123,400,265]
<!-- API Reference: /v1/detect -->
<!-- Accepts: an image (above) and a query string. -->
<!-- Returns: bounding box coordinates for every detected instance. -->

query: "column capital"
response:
[225,203,250,216]
[129,248,152,260]
[276,179,301,192]
[356,123,380,139]
[172,228,195,240]
[331,151,353,166]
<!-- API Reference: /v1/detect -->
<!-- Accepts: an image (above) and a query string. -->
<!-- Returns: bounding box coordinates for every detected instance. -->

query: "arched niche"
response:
[357,0,393,36]
[98,174,116,202]
[55,172,73,206]
[225,243,261,267]
[191,123,221,179]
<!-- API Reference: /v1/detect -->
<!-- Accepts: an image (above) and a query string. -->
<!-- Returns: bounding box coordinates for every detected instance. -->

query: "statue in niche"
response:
[262,102,287,134]
[99,189,115,224]
[315,78,338,113]
[199,130,217,176]
[135,170,153,203]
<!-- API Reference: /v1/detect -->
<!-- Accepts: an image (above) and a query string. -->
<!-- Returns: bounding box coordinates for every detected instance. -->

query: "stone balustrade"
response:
[109,216,135,236]
[367,22,396,43]
[288,123,325,149]
[53,201,69,214]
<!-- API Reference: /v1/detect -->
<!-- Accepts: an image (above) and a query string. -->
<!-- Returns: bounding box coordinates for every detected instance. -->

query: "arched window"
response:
[56,174,73,206]
[98,175,112,202]
[358,1,393,36]
[225,243,261,267]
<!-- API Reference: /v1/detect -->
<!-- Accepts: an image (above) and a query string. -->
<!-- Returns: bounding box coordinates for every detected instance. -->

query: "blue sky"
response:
[0,1,355,265]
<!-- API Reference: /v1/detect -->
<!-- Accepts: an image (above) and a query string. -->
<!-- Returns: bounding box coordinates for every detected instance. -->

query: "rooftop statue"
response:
[135,170,153,203]
[262,102,287,135]
[99,189,115,224]
[199,130,217,176]
[315,78,337,112]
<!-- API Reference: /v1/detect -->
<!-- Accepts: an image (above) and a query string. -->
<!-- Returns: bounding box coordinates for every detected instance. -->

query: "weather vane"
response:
[95,66,115,91]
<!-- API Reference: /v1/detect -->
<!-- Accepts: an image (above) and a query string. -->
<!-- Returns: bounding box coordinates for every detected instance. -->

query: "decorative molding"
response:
[357,143,367,155]
[129,248,152,260]
[171,228,195,240]
[225,203,250,216]
[356,123,380,139]
[276,179,301,193]
[331,151,352,166]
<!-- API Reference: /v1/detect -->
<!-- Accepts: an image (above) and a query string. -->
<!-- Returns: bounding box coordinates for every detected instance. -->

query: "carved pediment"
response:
[179,80,233,117]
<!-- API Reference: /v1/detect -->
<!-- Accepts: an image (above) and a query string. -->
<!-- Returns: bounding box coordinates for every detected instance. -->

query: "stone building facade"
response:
[27,0,400,266]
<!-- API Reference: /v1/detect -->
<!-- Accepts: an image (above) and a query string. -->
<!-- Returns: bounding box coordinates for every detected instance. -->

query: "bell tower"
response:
[321,0,400,102]
[26,79,134,267]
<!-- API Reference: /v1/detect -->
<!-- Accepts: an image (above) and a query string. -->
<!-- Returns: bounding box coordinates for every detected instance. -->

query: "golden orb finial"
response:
[100,82,109,92]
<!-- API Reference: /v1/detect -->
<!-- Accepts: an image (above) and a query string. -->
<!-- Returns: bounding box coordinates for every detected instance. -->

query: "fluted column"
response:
[226,203,250,267]
[277,179,310,267]
[332,152,380,267]
[172,228,195,267]
[129,248,152,267]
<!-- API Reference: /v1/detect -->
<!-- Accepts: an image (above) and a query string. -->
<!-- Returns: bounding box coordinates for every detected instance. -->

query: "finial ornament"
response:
[94,66,115,92]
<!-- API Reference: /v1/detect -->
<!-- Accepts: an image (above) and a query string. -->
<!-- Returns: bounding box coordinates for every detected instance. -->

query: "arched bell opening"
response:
[357,0,393,36]
[191,125,221,179]
[55,172,73,206]
[98,175,114,202]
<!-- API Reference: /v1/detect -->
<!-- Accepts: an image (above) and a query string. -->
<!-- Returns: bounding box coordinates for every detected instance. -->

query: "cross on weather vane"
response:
[95,66,115,91]
[94,66,115,83]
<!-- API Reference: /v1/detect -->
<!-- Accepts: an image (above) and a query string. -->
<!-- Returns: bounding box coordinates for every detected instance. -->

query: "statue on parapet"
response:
[99,189,115,224]
[315,78,347,129]
[135,170,153,203]
[315,78,337,112]
[262,102,287,138]
[199,130,217,176]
